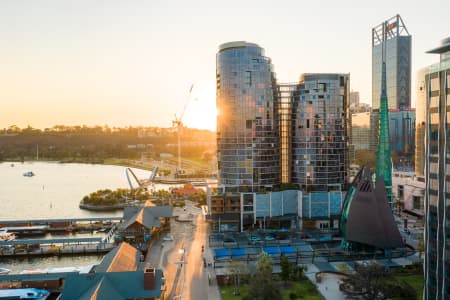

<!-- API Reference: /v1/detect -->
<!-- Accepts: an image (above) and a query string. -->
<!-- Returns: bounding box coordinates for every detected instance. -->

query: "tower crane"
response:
[172,84,194,176]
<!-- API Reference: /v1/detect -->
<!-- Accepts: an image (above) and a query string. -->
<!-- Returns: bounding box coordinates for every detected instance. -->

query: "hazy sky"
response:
[1,0,448,131]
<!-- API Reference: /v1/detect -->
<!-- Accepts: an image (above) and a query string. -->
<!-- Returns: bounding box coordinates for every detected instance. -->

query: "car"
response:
[249,236,261,242]
[264,235,275,241]
[163,235,174,241]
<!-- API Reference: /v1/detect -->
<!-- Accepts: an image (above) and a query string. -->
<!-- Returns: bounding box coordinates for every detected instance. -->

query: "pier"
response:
[0,217,121,258]
[0,217,122,236]
[0,237,115,258]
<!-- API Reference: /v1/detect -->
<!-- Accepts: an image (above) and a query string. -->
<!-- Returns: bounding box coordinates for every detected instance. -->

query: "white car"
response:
[163,235,174,241]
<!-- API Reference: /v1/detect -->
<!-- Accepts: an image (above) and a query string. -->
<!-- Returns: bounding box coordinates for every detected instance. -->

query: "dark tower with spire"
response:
[375,20,393,206]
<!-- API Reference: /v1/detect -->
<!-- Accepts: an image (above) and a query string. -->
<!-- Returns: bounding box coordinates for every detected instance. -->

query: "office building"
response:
[423,37,450,299]
[351,112,371,150]
[372,14,411,110]
[216,41,280,192]
[389,109,415,155]
[415,67,427,176]
[350,90,360,108]
[369,109,415,158]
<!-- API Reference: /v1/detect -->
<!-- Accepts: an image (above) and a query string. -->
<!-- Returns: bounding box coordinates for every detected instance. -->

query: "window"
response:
[246,120,252,129]
[245,71,252,86]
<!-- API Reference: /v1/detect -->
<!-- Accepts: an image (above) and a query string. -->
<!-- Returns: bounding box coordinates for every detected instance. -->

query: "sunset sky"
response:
[1,0,448,131]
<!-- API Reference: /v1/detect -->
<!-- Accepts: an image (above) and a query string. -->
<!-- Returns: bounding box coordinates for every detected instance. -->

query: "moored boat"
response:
[0,268,10,275]
[0,229,16,242]
[23,171,35,177]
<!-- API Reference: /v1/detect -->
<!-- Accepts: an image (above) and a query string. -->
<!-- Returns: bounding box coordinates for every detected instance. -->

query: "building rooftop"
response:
[218,41,260,52]
[61,270,163,300]
[427,37,450,54]
[95,242,140,273]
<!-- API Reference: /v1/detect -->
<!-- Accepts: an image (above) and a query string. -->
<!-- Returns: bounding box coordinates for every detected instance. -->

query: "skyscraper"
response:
[216,42,280,192]
[372,14,411,111]
[289,74,350,191]
[415,67,427,177]
[423,37,450,300]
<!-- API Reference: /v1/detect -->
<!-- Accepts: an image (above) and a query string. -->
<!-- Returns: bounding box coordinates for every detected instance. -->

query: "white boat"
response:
[20,265,94,275]
[0,268,10,275]
[0,229,16,241]
[23,171,35,177]
[0,288,50,299]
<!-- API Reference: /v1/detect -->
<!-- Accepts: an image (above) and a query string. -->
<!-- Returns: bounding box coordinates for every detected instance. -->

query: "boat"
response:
[23,171,35,177]
[4,225,48,237]
[0,229,16,242]
[20,265,94,275]
[0,268,10,275]
[0,288,50,299]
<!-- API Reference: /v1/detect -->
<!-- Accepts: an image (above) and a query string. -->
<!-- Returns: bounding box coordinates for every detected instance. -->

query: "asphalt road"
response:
[183,213,208,299]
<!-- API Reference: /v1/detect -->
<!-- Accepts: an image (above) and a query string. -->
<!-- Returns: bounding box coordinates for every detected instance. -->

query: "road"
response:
[146,201,211,299]
[183,214,208,299]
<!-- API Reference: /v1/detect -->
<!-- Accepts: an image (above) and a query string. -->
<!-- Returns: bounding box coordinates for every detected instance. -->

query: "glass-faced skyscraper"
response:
[290,74,350,191]
[216,42,280,192]
[372,14,411,110]
[423,37,450,300]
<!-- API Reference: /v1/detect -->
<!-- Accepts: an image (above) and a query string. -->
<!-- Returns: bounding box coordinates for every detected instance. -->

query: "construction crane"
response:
[172,84,194,176]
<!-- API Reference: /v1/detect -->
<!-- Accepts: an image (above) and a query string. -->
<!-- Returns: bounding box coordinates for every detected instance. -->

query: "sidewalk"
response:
[205,236,221,299]
[304,263,347,300]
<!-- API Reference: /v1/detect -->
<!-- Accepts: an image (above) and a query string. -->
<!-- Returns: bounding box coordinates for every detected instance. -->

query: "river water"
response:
[0,161,172,273]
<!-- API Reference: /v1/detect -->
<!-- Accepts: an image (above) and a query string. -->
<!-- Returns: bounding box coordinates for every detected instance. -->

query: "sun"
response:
[182,83,217,131]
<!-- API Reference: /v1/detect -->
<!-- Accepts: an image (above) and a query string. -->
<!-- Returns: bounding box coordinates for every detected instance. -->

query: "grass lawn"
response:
[219,285,249,300]
[219,279,323,300]
[395,274,423,300]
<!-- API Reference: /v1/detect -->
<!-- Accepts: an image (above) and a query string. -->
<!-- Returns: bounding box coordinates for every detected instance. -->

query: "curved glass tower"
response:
[216,42,280,191]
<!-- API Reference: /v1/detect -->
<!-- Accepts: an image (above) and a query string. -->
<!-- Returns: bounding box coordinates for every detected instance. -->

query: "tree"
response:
[280,255,291,284]
[244,252,281,300]
[354,149,376,169]
[227,261,248,296]
[341,263,391,300]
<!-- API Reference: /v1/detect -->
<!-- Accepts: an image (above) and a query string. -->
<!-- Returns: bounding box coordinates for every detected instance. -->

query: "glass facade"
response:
[278,83,297,183]
[388,109,415,154]
[216,42,280,191]
[289,74,350,191]
[372,15,411,111]
[415,68,427,176]
[351,112,371,150]
[424,43,450,299]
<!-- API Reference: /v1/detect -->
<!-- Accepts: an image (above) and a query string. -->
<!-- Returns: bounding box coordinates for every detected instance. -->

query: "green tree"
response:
[341,263,391,300]
[244,252,281,300]
[227,261,248,296]
[280,255,291,284]
[354,149,376,169]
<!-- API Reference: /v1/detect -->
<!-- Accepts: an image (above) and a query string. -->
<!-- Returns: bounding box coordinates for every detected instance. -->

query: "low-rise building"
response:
[115,203,173,245]
[207,187,344,232]
[61,242,164,300]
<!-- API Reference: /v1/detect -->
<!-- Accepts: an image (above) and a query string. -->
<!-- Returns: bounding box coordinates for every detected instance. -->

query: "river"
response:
[0,161,173,273]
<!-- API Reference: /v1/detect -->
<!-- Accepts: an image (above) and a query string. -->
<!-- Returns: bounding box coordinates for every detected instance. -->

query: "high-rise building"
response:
[415,68,427,176]
[351,112,371,150]
[423,37,450,299]
[216,42,280,192]
[212,42,351,232]
[350,91,360,108]
[372,14,411,111]
[290,74,350,191]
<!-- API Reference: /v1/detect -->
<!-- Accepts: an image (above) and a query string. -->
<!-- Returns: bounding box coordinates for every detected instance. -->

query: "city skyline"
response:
[1,0,449,131]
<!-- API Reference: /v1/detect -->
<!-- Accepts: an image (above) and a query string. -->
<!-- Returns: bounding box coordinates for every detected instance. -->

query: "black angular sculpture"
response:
[340,167,402,250]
